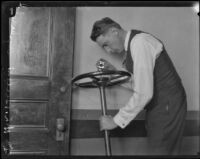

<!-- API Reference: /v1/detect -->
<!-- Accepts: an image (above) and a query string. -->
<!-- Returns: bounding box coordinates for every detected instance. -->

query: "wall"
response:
[71,7,199,155]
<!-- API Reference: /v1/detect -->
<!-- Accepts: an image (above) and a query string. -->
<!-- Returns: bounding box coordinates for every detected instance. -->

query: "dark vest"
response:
[124,30,185,110]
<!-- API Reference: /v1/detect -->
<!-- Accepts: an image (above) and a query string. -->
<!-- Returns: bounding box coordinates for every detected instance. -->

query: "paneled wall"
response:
[71,7,199,155]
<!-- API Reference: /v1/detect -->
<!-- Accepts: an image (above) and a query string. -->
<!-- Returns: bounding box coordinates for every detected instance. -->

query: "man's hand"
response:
[99,115,118,131]
[96,58,117,71]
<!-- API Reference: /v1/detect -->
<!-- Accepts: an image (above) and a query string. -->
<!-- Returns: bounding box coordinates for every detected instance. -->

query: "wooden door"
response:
[8,7,75,155]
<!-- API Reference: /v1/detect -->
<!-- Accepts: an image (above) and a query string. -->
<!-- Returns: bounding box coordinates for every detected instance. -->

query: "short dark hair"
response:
[90,17,122,41]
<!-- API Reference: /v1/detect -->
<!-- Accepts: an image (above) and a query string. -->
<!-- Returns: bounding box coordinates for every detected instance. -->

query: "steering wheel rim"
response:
[71,70,131,88]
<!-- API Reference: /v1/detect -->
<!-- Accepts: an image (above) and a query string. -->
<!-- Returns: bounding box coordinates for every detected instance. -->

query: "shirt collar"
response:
[124,30,131,51]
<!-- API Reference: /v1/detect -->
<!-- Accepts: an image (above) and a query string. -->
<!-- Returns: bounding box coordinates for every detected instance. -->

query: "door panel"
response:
[9,7,75,155]
[9,131,48,154]
[10,101,47,126]
[9,7,49,76]
[10,78,49,99]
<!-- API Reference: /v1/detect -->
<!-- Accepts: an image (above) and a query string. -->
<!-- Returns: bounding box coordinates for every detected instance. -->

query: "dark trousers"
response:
[145,90,187,155]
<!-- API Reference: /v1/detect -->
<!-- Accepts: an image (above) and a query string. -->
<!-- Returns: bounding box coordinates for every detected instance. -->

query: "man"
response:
[90,17,187,155]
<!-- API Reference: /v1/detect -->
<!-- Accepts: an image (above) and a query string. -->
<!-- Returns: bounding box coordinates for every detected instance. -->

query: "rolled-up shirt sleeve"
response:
[113,33,163,128]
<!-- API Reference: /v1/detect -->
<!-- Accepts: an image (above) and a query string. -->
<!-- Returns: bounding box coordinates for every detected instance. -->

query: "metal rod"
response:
[99,86,112,156]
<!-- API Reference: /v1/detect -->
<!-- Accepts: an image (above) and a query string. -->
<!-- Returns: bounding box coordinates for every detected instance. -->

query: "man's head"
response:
[90,17,126,54]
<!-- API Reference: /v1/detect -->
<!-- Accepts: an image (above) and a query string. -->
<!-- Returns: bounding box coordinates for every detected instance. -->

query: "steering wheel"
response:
[71,70,131,88]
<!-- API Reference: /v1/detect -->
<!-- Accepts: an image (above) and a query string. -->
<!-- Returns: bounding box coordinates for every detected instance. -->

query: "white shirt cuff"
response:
[113,113,129,129]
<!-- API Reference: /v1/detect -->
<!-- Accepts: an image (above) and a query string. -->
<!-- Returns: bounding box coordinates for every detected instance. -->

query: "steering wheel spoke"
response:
[74,81,98,88]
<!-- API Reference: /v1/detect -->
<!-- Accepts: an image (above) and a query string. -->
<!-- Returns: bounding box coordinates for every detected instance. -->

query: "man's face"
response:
[96,28,124,54]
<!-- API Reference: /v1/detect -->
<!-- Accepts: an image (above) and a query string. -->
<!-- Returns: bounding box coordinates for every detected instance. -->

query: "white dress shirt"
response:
[113,31,163,128]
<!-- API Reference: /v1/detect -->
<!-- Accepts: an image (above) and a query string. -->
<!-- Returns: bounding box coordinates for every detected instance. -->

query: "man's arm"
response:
[113,33,163,128]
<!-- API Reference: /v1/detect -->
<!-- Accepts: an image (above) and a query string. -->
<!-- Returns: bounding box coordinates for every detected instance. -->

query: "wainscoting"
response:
[70,109,199,155]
